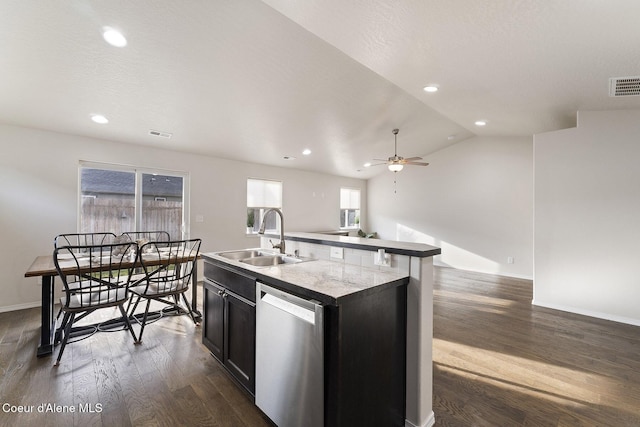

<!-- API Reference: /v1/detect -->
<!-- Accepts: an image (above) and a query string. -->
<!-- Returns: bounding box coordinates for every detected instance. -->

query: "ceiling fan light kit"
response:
[371,128,429,173]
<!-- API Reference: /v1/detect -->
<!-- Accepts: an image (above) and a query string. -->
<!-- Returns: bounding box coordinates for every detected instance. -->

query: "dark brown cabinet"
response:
[203,261,256,394]
[203,280,225,361]
[202,255,408,426]
[324,283,407,426]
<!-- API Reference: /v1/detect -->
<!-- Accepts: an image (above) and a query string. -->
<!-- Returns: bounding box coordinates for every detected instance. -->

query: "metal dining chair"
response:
[121,231,171,244]
[127,238,201,342]
[53,242,139,365]
[54,232,118,248]
[121,231,172,284]
[52,232,119,323]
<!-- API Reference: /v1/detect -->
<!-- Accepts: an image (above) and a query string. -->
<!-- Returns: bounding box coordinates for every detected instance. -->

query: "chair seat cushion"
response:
[128,273,148,285]
[130,279,188,297]
[67,280,88,291]
[67,278,128,291]
[60,287,128,309]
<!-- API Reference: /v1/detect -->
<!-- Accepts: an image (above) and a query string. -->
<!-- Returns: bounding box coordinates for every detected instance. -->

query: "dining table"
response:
[24,252,201,357]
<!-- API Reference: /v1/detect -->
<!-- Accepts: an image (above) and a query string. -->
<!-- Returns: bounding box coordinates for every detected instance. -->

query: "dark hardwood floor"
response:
[433,267,640,426]
[0,292,271,427]
[1,269,639,426]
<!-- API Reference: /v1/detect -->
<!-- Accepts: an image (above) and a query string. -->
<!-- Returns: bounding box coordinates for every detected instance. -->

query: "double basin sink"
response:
[216,249,313,267]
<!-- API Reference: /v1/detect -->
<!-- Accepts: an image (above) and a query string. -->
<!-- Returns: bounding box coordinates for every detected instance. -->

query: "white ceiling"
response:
[2,1,639,179]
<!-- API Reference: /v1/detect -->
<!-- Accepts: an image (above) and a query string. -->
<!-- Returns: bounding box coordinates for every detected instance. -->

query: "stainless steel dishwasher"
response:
[255,282,324,427]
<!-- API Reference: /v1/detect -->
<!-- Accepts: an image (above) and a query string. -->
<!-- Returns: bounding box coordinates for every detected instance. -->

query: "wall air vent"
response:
[609,76,640,97]
[148,129,173,138]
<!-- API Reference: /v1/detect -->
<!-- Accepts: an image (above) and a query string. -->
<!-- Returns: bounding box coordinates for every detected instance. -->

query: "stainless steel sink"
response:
[240,255,288,266]
[216,249,312,267]
[241,254,308,266]
[217,249,271,260]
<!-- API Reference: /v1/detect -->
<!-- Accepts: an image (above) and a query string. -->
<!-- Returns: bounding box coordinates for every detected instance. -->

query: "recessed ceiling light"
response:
[474,120,487,126]
[423,84,439,93]
[302,149,311,155]
[102,27,127,47]
[91,114,109,124]
[363,162,372,167]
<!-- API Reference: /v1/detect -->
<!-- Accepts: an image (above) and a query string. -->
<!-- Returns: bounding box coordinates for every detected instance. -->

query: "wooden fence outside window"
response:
[80,198,183,240]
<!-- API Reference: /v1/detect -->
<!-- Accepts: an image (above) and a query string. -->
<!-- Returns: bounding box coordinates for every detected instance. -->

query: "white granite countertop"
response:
[272,231,441,257]
[202,251,409,305]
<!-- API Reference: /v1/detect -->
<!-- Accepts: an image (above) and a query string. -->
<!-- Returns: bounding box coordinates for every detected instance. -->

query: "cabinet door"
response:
[224,292,256,393]
[203,280,225,362]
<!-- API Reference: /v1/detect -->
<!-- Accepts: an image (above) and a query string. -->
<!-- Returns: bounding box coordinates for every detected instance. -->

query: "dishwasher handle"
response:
[257,282,322,325]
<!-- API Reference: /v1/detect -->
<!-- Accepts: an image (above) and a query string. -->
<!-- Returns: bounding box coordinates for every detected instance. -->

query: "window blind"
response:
[247,179,282,208]
[340,188,360,210]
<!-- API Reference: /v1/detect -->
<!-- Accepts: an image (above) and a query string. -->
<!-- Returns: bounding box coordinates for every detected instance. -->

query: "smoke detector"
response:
[609,76,640,97]
[148,129,172,138]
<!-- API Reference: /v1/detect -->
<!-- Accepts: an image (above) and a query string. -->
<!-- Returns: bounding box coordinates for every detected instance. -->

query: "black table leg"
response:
[191,261,202,322]
[37,274,55,357]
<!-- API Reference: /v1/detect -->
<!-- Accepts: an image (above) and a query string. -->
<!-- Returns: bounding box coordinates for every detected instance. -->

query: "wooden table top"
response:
[24,255,57,277]
[25,253,199,278]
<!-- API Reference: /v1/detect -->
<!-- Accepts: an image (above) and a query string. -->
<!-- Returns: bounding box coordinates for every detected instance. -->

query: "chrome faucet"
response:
[258,208,286,254]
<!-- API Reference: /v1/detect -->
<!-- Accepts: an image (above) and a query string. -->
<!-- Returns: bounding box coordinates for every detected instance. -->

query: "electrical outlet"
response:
[507,257,514,264]
[330,247,344,259]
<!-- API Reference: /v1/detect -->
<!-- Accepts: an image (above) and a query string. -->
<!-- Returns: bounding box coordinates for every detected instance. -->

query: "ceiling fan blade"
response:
[372,129,428,169]
[368,162,388,167]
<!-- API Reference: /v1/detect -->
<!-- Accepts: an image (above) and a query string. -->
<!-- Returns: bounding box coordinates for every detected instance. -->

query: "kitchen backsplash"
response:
[261,237,410,273]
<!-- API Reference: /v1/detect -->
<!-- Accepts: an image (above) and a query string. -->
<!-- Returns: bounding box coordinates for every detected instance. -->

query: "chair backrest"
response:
[121,231,171,244]
[137,239,201,295]
[53,242,137,310]
[54,232,118,248]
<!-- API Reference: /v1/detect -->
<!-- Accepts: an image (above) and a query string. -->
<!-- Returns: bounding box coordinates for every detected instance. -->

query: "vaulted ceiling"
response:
[2,1,639,178]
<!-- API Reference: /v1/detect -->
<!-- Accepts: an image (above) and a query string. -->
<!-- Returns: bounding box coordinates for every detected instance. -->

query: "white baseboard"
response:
[434,263,533,281]
[405,411,435,427]
[472,266,533,280]
[499,271,534,280]
[0,301,41,313]
[532,300,640,327]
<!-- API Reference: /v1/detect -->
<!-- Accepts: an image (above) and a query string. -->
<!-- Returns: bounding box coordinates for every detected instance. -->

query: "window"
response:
[247,178,282,234]
[340,187,361,229]
[79,162,189,240]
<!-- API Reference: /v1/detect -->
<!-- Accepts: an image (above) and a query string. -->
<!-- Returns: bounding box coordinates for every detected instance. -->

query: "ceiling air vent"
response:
[148,129,172,138]
[609,76,640,97]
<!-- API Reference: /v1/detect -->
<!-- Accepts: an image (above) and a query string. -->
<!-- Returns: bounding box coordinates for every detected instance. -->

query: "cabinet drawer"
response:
[204,261,256,302]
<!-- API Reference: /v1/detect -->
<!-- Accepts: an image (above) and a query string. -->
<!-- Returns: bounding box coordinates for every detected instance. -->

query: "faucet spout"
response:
[258,208,286,254]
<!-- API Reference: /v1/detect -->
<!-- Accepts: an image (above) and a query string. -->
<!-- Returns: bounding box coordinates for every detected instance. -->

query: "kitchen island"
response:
[202,232,440,427]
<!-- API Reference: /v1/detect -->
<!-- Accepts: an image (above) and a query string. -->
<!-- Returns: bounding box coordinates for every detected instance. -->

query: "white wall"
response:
[368,135,533,279]
[0,123,365,311]
[534,110,640,326]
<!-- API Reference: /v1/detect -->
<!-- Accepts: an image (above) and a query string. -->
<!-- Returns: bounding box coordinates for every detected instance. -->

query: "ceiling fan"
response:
[371,129,429,172]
